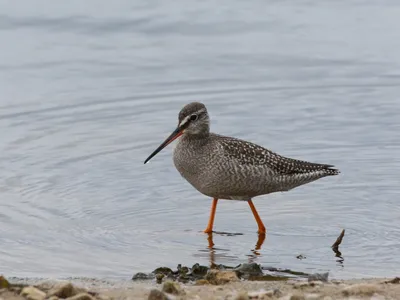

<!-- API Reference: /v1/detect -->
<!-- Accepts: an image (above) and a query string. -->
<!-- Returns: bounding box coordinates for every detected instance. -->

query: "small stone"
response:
[0,276,9,289]
[148,289,169,300]
[132,272,155,281]
[234,292,248,300]
[293,282,310,289]
[156,274,164,284]
[195,279,210,285]
[205,270,239,285]
[177,274,190,283]
[308,272,329,283]
[21,286,46,300]
[289,293,305,300]
[161,281,182,295]
[47,297,59,300]
[177,264,189,275]
[66,293,94,300]
[234,263,263,278]
[215,264,229,270]
[191,263,209,278]
[47,283,78,299]
[342,283,381,296]
[153,267,173,276]
[309,281,324,287]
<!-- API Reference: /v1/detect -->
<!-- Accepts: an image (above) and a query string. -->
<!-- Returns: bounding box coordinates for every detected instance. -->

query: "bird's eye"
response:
[190,114,198,121]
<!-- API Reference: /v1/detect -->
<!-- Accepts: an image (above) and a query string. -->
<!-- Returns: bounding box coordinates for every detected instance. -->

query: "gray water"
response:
[1,0,400,280]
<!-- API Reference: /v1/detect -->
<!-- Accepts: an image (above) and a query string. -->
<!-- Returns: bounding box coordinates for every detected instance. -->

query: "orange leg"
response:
[248,200,266,234]
[204,198,218,233]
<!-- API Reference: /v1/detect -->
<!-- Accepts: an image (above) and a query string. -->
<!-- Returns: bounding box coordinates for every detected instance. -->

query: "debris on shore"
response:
[131,262,309,285]
[332,228,345,255]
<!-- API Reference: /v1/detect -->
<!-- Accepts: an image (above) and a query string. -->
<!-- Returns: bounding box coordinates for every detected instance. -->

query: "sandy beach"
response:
[2,273,400,300]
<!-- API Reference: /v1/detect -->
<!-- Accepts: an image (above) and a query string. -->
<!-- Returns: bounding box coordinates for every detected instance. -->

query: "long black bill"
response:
[144,127,183,164]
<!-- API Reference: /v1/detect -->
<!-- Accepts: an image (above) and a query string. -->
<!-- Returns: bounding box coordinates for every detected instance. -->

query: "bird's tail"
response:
[320,164,340,176]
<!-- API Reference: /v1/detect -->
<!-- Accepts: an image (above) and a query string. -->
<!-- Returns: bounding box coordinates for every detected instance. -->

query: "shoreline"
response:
[2,273,400,300]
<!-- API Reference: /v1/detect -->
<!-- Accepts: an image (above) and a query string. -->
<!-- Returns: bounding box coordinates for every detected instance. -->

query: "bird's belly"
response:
[201,167,276,200]
[174,157,276,200]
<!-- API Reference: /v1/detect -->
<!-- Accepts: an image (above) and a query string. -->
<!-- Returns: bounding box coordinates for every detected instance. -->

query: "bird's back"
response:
[174,133,339,200]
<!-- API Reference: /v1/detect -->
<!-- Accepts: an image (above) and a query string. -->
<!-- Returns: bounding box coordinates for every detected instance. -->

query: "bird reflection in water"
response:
[204,231,266,268]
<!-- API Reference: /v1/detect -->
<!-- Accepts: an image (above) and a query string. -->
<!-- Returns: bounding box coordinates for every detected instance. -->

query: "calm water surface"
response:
[1,0,400,280]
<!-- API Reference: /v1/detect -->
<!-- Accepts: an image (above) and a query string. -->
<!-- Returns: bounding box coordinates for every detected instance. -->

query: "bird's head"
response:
[144,102,209,164]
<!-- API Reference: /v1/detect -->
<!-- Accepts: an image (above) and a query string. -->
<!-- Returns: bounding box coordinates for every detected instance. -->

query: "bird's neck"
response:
[181,132,210,145]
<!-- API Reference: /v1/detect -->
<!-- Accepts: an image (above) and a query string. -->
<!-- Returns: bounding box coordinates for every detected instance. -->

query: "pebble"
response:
[65,293,94,300]
[156,274,164,284]
[153,268,174,276]
[289,293,305,300]
[234,292,249,300]
[190,263,208,278]
[293,282,310,289]
[177,264,189,275]
[205,270,239,285]
[132,272,155,281]
[309,281,324,287]
[148,289,169,300]
[47,283,79,299]
[162,281,182,295]
[194,279,210,285]
[234,263,263,277]
[20,287,46,300]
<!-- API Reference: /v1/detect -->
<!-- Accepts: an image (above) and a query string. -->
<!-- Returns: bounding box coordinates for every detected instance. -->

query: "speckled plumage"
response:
[144,102,340,233]
[172,102,339,201]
